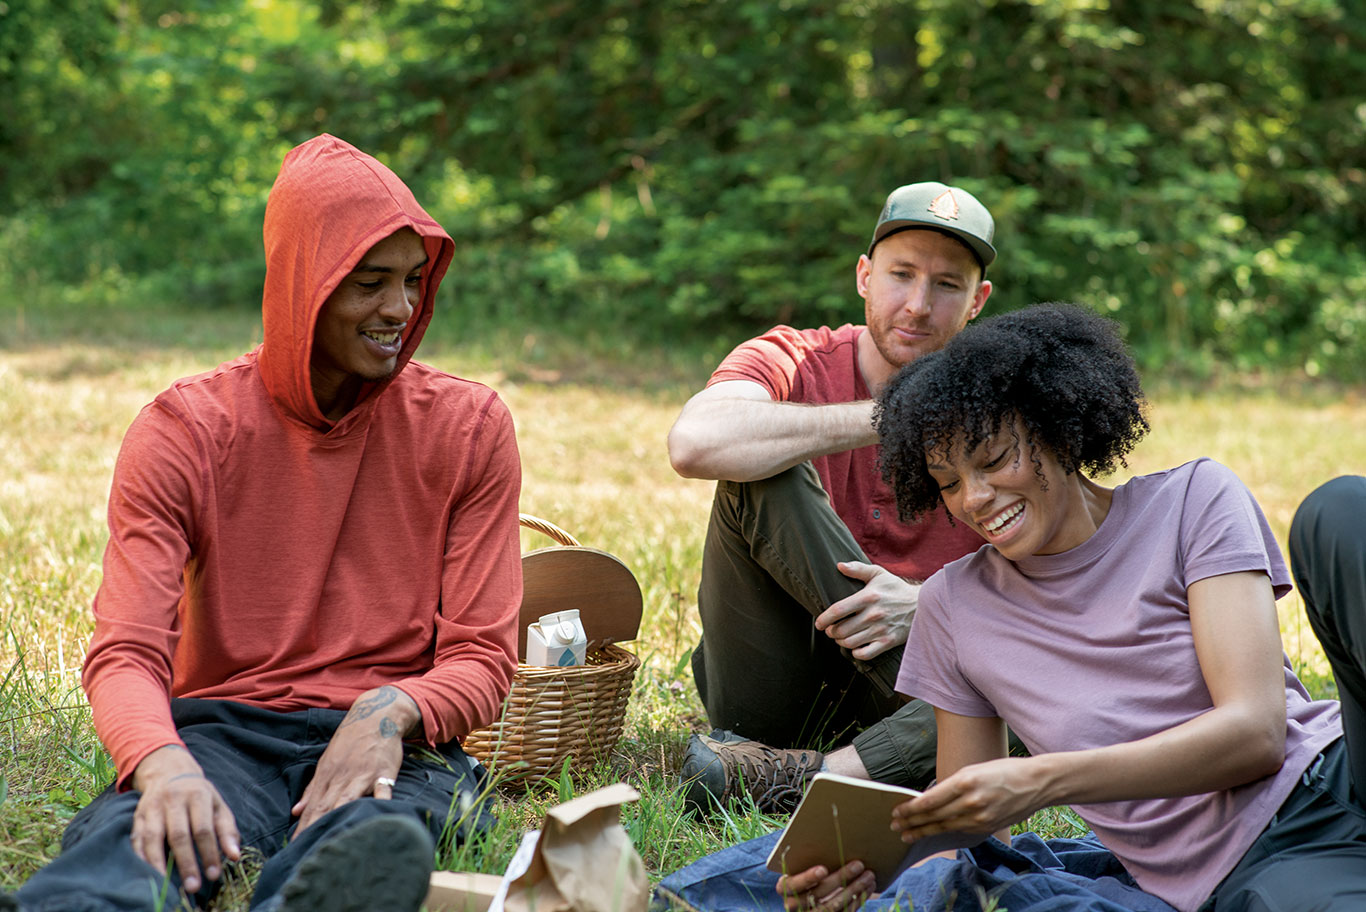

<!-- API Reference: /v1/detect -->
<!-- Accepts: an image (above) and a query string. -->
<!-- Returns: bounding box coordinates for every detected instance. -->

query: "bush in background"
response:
[2,0,1362,379]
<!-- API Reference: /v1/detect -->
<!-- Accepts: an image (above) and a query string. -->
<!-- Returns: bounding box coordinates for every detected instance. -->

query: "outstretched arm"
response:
[300,393,523,832]
[892,570,1288,841]
[667,380,878,482]
[84,404,244,893]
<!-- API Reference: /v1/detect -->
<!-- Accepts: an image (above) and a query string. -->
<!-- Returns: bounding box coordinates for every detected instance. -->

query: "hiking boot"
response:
[276,814,434,912]
[681,730,824,815]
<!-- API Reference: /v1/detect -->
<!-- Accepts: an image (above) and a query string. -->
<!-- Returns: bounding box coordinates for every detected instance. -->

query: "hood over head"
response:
[260,133,454,430]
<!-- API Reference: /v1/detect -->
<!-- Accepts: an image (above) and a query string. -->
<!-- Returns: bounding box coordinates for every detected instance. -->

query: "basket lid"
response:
[519,546,643,656]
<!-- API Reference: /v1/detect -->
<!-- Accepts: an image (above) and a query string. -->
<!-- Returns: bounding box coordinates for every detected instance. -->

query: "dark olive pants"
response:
[690,463,946,788]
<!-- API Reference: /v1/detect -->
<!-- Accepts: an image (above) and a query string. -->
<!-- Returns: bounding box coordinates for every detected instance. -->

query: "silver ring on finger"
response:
[375,777,397,788]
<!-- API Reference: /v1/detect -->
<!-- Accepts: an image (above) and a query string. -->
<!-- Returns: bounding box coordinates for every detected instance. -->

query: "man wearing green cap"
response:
[668,182,999,813]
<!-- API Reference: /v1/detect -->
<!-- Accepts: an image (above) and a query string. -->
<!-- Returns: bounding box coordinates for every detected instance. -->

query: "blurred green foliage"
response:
[2,0,1363,379]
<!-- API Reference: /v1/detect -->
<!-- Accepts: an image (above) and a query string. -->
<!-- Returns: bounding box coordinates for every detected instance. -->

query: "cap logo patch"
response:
[928,190,960,221]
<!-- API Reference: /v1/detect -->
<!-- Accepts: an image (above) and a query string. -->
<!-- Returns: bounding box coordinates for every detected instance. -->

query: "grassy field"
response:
[1,300,1362,907]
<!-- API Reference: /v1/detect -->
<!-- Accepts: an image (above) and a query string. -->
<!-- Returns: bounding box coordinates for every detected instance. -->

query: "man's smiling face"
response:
[310,228,428,419]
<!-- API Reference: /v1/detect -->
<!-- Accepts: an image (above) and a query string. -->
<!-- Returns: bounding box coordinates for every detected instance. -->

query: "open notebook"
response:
[765,772,989,891]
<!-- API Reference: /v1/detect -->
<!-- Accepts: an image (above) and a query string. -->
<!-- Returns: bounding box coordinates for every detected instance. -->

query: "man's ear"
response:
[855,254,873,299]
[969,279,993,320]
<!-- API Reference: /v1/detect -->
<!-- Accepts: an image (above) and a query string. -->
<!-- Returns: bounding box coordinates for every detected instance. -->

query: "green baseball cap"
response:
[867,181,996,271]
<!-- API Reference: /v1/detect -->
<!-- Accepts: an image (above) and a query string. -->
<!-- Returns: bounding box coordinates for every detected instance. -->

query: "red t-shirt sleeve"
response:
[706,325,817,401]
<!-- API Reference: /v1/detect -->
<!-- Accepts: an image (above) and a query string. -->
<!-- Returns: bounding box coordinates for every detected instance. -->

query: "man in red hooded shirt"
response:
[8,136,522,912]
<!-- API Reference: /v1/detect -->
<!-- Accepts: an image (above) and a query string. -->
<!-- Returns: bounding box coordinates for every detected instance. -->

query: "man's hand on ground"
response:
[130,744,241,895]
[815,562,920,660]
[292,685,420,833]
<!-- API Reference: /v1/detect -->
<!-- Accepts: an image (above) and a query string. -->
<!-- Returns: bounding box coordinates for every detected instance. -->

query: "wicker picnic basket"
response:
[463,514,643,783]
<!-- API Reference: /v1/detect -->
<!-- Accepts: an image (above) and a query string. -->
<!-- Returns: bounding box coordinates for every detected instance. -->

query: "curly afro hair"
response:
[876,303,1149,522]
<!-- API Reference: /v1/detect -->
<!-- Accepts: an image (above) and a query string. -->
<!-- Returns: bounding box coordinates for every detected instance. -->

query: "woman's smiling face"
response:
[926,417,1098,560]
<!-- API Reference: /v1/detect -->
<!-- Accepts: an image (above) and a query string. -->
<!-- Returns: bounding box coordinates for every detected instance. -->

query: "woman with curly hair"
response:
[776,304,1362,912]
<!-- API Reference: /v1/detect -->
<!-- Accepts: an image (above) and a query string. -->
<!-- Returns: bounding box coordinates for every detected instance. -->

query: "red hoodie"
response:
[83,135,523,788]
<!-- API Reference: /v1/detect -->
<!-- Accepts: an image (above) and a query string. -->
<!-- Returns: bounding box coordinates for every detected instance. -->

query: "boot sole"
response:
[279,814,434,912]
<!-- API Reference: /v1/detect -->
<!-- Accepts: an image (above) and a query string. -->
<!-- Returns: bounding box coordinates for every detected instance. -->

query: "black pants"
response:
[15,698,491,911]
[1292,475,1366,795]
[1204,476,1366,911]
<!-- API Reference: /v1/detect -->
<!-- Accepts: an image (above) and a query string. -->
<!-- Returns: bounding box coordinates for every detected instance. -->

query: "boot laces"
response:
[726,743,820,812]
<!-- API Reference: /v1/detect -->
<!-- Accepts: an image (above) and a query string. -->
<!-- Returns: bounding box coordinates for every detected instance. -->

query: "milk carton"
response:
[525,609,588,666]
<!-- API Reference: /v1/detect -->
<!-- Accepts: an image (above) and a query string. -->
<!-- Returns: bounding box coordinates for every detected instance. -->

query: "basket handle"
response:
[518,513,582,548]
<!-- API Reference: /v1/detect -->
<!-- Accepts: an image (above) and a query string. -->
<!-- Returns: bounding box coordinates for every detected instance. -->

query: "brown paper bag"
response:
[502,783,648,912]
[426,783,648,912]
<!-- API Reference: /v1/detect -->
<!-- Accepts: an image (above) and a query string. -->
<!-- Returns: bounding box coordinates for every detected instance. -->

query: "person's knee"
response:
[715,462,823,510]
[1291,476,1366,622]
[749,462,821,492]
[1291,476,1366,564]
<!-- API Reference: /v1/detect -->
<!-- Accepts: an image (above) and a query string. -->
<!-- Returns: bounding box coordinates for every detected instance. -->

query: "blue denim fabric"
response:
[14,698,493,912]
[653,830,1176,912]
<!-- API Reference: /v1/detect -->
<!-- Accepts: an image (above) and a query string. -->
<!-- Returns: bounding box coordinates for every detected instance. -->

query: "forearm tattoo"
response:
[342,686,397,723]
[340,685,405,737]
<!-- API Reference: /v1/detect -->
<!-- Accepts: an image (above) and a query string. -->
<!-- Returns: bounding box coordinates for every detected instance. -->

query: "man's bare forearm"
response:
[669,395,878,482]
[340,684,422,739]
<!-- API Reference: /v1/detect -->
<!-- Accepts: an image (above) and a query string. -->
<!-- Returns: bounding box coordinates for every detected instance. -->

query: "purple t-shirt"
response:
[898,458,1341,912]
